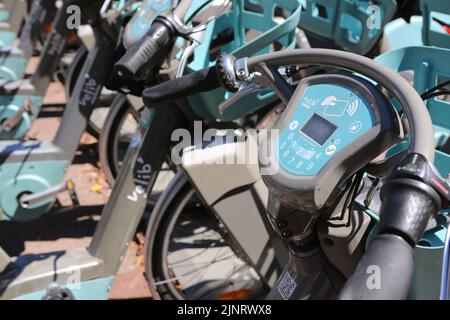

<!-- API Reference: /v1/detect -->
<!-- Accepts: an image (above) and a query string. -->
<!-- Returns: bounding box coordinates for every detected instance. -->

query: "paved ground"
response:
[0,58,152,299]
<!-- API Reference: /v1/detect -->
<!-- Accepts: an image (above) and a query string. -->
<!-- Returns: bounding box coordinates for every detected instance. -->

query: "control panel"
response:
[275,82,376,176]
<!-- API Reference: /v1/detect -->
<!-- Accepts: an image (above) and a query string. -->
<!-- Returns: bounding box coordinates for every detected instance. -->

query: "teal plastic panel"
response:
[298,0,397,54]
[0,10,10,22]
[362,46,450,299]
[14,277,115,300]
[0,31,16,48]
[0,158,69,221]
[275,83,376,176]
[0,57,28,81]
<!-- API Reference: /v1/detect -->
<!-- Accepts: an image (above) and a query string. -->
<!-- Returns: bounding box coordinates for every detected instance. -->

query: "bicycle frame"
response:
[0,0,108,140]
[0,0,116,222]
[0,0,300,296]
[0,101,186,299]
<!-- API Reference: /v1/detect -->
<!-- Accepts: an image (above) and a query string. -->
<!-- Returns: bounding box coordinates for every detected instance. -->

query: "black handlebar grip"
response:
[143,66,222,106]
[338,234,414,300]
[114,19,174,81]
[379,178,441,244]
[339,177,442,300]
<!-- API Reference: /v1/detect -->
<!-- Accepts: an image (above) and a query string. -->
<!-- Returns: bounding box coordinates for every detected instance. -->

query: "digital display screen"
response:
[300,113,337,145]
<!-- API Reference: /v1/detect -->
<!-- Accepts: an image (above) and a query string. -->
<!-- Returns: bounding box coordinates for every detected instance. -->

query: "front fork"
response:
[265,194,347,300]
[89,103,185,275]
[267,236,342,300]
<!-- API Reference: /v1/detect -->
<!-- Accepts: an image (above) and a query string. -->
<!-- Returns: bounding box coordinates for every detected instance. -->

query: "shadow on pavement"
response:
[0,204,103,256]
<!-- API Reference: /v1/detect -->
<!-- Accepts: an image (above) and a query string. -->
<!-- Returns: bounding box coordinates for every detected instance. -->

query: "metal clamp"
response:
[217,54,267,115]
[164,0,230,42]
[235,58,249,81]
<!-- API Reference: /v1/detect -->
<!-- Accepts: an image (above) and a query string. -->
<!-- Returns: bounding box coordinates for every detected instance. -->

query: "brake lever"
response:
[218,83,265,115]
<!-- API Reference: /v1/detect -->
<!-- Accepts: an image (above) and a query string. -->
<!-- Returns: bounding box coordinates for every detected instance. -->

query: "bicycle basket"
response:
[298,0,396,55]
[186,0,301,121]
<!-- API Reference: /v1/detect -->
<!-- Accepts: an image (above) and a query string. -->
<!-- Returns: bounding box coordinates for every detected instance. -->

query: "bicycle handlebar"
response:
[143,66,222,106]
[142,49,435,161]
[338,234,415,300]
[339,177,441,299]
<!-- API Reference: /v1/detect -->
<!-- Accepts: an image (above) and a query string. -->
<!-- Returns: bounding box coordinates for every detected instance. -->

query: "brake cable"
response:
[420,79,450,100]
[328,171,365,225]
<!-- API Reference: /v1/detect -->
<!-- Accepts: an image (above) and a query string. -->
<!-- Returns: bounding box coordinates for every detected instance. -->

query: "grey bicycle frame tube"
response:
[17,0,57,59]
[0,2,114,165]
[89,104,185,274]
[0,0,27,33]
[88,0,195,274]
[244,49,436,300]
[29,1,72,96]
[53,24,116,159]
[31,0,104,96]
[247,49,435,161]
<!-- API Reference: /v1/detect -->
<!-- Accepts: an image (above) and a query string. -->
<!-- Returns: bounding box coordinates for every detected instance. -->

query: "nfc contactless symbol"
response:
[326,144,337,155]
[349,121,362,134]
[289,121,299,130]
[346,100,359,116]
[322,96,349,117]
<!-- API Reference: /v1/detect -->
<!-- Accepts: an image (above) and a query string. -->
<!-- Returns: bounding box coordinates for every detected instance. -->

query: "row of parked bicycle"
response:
[0,0,448,300]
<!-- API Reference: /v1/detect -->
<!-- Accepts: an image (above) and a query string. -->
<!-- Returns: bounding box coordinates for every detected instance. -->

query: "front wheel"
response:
[98,94,141,184]
[144,174,269,300]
